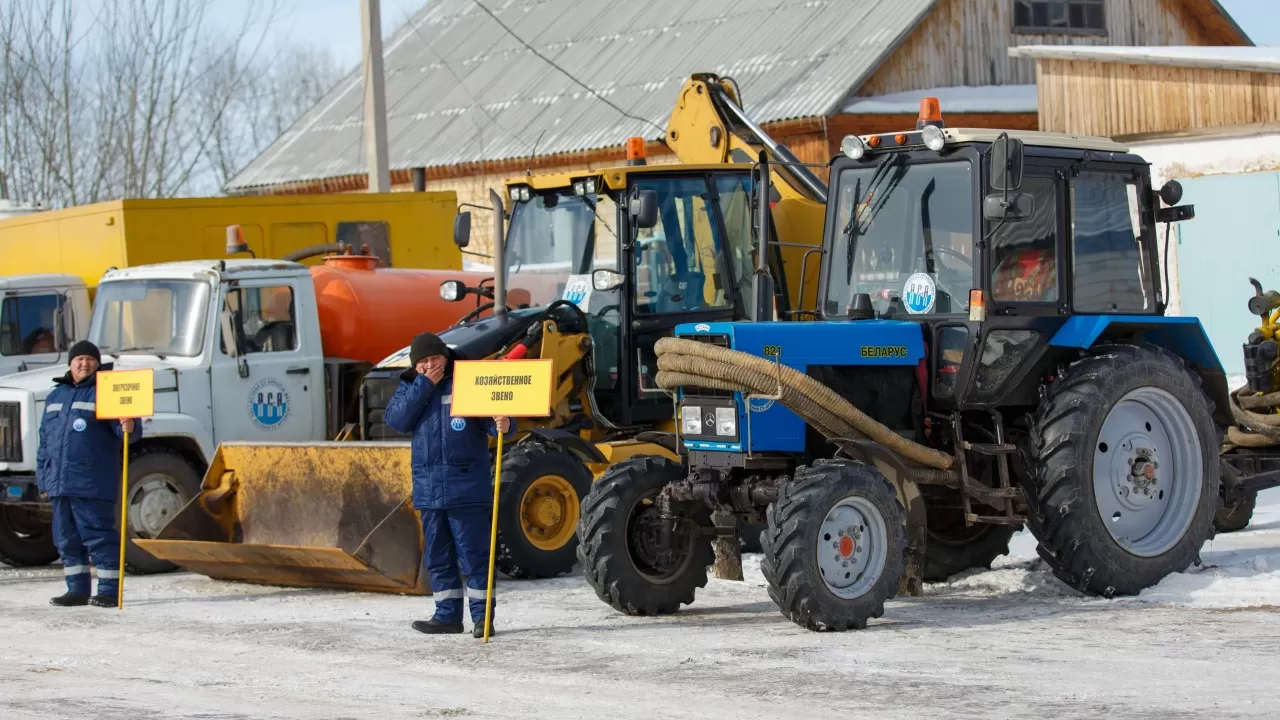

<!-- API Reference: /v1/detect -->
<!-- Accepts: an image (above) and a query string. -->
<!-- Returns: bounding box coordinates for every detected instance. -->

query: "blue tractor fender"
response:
[1048,315,1231,424]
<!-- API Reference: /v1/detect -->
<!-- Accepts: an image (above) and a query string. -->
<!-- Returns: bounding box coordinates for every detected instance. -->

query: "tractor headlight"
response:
[519,186,531,202]
[841,134,867,160]
[584,178,597,194]
[921,124,945,152]
[573,181,586,196]
[681,405,702,435]
[715,407,736,437]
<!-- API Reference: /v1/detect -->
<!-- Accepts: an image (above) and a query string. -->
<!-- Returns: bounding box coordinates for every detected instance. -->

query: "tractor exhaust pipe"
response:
[490,188,508,325]
[753,152,774,322]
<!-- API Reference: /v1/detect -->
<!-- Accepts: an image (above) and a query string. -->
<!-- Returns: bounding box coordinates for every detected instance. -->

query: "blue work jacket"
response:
[36,365,143,500]
[384,370,512,510]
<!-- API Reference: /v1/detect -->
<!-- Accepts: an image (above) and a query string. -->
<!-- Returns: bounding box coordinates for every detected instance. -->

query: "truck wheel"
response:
[922,490,1016,581]
[121,448,203,575]
[1027,344,1218,597]
[496,443,592,579]
[1214,489,1257,533]
[578,455,712,615]
[0,506,59,566]
[761,459,907,631]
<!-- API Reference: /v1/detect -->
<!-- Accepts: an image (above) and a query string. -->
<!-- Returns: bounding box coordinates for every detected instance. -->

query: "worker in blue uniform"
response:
[37,340,141,607]
[385,332,511,637]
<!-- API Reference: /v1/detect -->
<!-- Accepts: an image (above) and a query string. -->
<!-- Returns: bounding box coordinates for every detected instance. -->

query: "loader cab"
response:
[822,110,1188,412]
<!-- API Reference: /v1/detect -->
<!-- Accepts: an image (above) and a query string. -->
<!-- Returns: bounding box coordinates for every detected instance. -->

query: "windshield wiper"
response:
[843,153,900,237]
[106,346,167,360]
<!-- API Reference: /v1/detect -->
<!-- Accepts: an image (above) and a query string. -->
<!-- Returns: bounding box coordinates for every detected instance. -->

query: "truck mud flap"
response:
[134,441,429,595]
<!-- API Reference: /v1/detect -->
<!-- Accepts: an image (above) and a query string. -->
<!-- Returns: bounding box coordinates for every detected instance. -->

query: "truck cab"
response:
[0,274,91,378]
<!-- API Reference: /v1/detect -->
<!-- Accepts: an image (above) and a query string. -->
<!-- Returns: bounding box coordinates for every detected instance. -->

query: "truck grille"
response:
[0,402,20,463]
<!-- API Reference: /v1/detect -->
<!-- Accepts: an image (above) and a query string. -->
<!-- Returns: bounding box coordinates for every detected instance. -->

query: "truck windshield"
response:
[90,280,210,358]
[825,159,975,317]
[505,191,618,306]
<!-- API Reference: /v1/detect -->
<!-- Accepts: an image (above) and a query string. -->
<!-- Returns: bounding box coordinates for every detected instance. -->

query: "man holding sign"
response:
[36,341,141,607]
[385,332,512,638]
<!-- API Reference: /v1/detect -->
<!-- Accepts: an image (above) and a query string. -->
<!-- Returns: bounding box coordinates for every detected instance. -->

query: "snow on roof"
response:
[843,85,1038,115]
[1008,45,1280,74]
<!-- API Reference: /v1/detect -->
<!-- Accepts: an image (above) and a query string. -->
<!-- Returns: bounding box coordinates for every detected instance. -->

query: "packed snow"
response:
[842,85,1038,115]
[2,493,1278,719]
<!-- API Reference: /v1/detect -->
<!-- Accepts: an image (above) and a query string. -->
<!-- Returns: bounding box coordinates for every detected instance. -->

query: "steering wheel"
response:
[927,248,974,303]
[594,304,620,319]
[452,302,518,327]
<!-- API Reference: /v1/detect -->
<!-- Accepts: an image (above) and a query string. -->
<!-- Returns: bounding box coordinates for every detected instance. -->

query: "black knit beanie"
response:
[68,340,102,365]
[409,332,448,367]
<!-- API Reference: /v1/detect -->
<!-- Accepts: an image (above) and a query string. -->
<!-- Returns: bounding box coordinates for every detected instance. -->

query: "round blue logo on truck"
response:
[902,273,937,314]
[249,379,290,429]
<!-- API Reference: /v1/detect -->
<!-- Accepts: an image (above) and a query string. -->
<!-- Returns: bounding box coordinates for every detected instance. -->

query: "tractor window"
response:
[632,177,732,316]
[714,174,757,308]
[990,175,1059,304]
[1071,172,1155,313]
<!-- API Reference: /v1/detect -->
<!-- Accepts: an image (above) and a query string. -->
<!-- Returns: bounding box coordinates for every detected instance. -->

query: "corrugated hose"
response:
[653,337,956,472]
[1226,387,1280,448]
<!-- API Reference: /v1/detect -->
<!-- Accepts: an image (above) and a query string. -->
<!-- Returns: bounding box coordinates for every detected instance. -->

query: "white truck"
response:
[0,256,454,570]
[0,274,92,378]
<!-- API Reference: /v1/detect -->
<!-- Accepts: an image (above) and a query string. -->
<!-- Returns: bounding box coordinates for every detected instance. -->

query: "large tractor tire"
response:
[578,455,713,615]
[0,505,59,567]
[1027,344,1218,597]
[121,448,203,574]
[761,459,907,631]
[921,488,1016,582]
[1214,489,1257,534]
[496,442,593,579]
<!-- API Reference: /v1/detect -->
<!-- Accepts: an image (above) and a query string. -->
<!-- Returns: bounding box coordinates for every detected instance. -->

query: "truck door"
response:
[209,280,321,444]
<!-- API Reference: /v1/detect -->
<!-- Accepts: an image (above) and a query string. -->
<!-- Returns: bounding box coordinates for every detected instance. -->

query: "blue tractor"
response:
[577,105,1237,631]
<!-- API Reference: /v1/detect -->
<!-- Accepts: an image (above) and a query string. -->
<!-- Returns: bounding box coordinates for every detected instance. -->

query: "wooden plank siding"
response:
[857,0,1242,96]
[1035,59,1280,137]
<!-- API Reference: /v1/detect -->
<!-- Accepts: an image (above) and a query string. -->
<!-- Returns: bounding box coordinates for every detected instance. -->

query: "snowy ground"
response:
[3,494,1280,720]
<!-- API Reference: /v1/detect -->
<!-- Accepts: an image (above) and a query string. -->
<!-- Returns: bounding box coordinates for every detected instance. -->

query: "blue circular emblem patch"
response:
[249,379,290,430]
[902,272,937,315]
[450,417,467,432]
[72,417,87,432]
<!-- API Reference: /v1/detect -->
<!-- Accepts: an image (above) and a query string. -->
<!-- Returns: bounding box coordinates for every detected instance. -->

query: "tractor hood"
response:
[375,307,544,368]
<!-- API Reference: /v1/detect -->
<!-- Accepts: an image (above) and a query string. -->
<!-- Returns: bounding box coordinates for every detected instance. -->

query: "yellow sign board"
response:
[95,369,155,419]
[450,359,554,418]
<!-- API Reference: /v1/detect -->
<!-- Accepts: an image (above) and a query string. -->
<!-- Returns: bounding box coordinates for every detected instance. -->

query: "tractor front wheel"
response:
[496,443,593,579]
[578,455,712,615]
[1027,344,1218,596]
[761,459,907,631]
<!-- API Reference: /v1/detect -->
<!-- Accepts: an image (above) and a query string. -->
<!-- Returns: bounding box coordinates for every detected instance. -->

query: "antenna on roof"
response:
[526,130,546,177]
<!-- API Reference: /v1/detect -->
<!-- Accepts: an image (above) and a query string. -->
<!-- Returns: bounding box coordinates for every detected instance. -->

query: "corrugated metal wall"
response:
[858,0,1226,95]
[1036,60,1280,137]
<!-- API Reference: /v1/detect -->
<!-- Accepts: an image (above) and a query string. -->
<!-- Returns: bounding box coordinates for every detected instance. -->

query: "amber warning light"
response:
[626,137,647,165]
[917,97,943,130]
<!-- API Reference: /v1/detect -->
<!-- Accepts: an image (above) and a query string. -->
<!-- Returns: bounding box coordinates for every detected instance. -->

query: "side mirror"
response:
[983,192,1035,222]
[592,269,624,292]
[989,135,1024,191]
[630,189,658,230]
[52,304,67,350]
[440,279,467,302]
[453,211,472,249]
[1159,180,1183,206]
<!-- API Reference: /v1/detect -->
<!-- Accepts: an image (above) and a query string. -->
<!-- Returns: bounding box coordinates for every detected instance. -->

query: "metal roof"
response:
[1008,45,1280,74]
[226,0,935,192]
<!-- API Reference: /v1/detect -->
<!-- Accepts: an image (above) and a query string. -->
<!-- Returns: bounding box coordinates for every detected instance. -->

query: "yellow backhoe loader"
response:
[134,74,830,593]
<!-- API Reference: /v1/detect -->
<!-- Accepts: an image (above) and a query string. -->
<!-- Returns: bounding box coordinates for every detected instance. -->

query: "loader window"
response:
[0,293,64,356]
[221,286,297,354]
[505,191,615,306]
[1070,172,1155,313]
[632,177,731,315]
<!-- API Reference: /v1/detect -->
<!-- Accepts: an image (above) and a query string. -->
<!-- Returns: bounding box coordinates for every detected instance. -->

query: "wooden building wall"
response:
[858,0,1243,96]
[1035,59,1280,138]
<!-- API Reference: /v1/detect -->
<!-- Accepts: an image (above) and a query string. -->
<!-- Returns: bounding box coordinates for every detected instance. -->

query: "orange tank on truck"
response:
[306,253,531,366]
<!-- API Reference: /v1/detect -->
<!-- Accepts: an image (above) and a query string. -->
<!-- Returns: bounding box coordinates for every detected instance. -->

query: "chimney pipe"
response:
[412,168,426,192]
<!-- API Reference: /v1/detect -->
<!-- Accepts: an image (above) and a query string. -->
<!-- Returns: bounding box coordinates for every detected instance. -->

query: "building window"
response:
[1013,0,1105,35]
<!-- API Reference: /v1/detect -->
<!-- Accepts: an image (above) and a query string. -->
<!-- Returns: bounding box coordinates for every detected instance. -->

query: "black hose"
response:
[283,243,347,263]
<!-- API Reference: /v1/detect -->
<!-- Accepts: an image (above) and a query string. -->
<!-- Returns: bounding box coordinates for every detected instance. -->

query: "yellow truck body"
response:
[0,191,462,290]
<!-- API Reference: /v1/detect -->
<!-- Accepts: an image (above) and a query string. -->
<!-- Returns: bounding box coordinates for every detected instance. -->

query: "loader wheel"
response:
[496,443,592,579]
[0,506,58,567]
[761,459,907,631]
[922,489,1016,581]
[578,455,712,615]
[120,448,203,575]
[1027,344,1218,597]
[1214,488,1257,533]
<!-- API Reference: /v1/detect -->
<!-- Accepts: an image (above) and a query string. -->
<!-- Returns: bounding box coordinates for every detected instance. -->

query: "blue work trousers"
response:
[51,496,120,597]
[420,507,495,625]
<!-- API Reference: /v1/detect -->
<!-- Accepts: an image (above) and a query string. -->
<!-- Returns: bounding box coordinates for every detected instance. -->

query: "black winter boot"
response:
[412,619,463,634]
[89,594,118,608]
[472,621,495,639]
[49,593,89,607]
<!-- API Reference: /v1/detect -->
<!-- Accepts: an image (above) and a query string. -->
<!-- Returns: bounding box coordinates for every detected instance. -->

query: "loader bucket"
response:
[134,441,428,594]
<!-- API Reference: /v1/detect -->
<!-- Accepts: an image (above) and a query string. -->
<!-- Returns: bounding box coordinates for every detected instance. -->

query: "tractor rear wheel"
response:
[1214,488,1257,533]
[496,442,592,579]
[761,459,907,631]
[578,455,712,615]
[0,505,58,567]
[1027,344,1218,597]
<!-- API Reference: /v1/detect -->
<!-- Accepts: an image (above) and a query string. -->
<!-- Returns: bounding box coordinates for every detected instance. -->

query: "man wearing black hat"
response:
[385,331,511,638]
[36,340,141,607]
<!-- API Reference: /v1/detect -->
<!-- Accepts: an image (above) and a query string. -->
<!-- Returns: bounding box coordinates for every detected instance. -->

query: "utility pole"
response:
[360,0,391,193]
